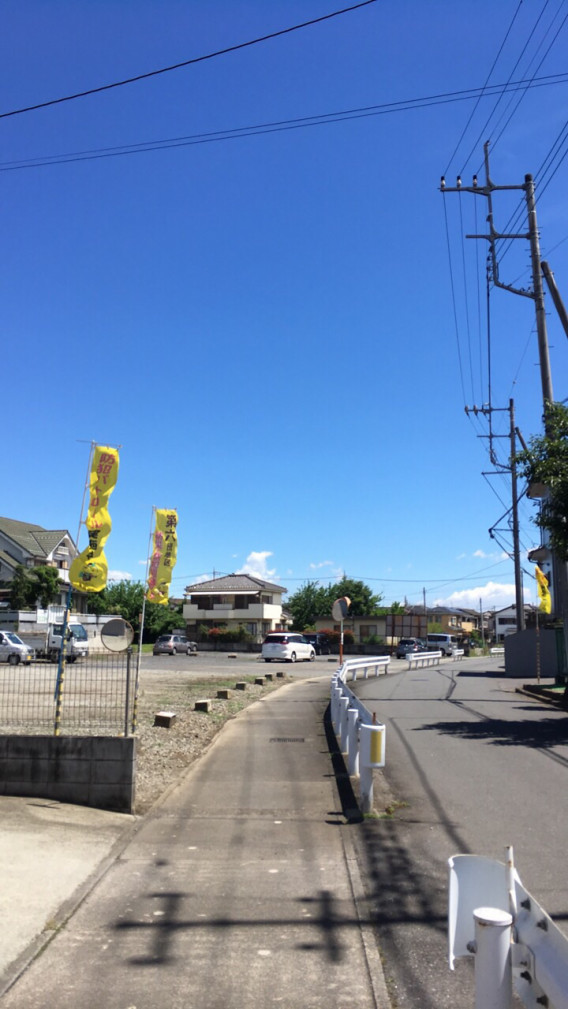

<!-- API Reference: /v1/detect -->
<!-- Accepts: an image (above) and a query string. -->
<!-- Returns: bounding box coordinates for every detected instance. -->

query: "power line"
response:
[0,1,378,120]
[444,0,524,177]
[3,72,568,173]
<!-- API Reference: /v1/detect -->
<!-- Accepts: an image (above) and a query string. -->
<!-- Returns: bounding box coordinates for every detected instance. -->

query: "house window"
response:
[247,623,257,636]
[360,625,377,638]
[262,595,272,605]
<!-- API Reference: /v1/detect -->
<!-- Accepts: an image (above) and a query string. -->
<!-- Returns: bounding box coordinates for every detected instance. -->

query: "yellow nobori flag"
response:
[70,446,120,593]
[535,565,552,614]
[146,509,178,605]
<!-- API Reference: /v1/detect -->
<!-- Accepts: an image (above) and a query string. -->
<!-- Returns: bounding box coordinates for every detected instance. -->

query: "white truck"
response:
[18,621,89,662]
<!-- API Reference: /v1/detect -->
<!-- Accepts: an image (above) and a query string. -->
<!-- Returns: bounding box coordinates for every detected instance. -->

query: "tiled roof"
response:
[0,517,71,560]
[185,573,286,595]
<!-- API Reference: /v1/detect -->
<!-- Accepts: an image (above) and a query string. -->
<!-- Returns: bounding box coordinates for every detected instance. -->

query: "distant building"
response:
[0,516,84,608]
[183,574,288,642]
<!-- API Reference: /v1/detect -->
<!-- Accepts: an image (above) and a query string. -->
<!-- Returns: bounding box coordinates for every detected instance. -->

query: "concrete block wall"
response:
[0,735,136,813]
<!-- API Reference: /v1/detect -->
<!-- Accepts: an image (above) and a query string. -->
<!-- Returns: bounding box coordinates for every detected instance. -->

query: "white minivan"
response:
[426,633,458,656]
[262,633,316,663]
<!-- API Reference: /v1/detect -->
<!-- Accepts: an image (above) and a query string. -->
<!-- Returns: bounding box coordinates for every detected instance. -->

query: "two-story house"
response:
[0,516,84,608]
[183,574,288,642]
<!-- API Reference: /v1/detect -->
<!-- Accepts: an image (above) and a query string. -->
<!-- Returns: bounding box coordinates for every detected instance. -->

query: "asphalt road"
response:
[139,650,338,681]
[348,654,567,1009]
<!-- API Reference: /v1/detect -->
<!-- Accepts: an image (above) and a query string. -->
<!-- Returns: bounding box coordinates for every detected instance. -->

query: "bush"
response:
[363,634,384,645]
[206,625,254,646]
[319,628,354,647]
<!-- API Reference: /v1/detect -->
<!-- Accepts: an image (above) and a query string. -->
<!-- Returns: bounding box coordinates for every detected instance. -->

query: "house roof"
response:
[185,573,286,595]
[0,517,72,560]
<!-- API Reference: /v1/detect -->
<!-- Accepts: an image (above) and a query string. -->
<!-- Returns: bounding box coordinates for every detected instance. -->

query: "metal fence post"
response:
[124,647,132,737]
[473,907,513,1009]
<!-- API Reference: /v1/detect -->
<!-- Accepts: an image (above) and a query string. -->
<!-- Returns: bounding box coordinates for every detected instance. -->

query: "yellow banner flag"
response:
[535,565,552,614]
[70,446,120,593]
[146,509,178,605]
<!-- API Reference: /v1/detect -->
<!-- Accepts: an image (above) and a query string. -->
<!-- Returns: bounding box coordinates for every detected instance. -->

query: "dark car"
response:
[395,637,422,659]
[302,633,331,656]
[153,634,197,656]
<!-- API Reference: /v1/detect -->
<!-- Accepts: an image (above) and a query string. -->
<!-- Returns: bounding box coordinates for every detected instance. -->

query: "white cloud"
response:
[236,551,277,580]
[309,560,334,570]
[108,570,132,582]
[434,581,532,610]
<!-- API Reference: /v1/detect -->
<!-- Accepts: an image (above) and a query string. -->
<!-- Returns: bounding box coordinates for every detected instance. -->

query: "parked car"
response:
[302,632,331,655]
[395,637,423,659]
[262,633,316,663]
[0,630,33,665]
[426,632,459,656]
[153,634,197,656]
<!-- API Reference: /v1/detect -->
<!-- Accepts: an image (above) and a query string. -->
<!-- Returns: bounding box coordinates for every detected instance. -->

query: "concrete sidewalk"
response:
[0,675,390,1008]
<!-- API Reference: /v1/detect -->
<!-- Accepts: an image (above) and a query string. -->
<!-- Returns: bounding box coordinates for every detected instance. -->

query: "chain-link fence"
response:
[0,651,135,736]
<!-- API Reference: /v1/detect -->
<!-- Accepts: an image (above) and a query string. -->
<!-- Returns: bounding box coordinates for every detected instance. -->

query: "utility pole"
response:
[509,398,525,632]
[442,144,567,653]
[464,401,525,631]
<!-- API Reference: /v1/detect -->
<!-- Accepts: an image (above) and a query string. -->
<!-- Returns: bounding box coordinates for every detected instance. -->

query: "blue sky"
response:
[2,1,567,612]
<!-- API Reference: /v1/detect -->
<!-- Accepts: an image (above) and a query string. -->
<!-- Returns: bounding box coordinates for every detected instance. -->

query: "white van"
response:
[426,633,458,656]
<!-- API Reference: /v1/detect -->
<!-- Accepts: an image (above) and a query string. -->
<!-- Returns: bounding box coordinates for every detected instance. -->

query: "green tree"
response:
[9,565,33,609]
[322,577,384,617]
[515,401,568,560]
[515,401,568,695]
[287,581,331,630]
[287,577,384,629]
[86,579,184,643]
[27,566,61,609]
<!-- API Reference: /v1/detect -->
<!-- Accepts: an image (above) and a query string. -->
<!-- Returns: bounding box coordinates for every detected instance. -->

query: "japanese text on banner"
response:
[147,509,178,605]
[70,446,120,593]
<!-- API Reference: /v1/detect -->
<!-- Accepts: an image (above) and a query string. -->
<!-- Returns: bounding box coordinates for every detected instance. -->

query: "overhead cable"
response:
[0,1,378,120]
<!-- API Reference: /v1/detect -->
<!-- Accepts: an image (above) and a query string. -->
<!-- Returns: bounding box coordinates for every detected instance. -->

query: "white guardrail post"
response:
[331,657,388,813]
[449,846,568,1009]
[359,722,386,814]
[339,695,350,752]
[473,907,513,1009]
[347,707,359,776]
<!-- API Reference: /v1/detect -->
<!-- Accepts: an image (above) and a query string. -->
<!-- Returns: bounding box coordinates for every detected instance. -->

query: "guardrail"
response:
[331,656,388,813]
[338,656,391,682]
[407,650,442,669]
[449,845,568,1009]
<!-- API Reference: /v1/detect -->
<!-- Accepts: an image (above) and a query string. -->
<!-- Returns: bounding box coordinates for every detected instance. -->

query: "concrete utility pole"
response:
[442,143,568,675]
[464,402,525,631]
[509,399,525,633]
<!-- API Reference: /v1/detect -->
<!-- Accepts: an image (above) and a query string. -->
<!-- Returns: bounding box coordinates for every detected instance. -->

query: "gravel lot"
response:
[133,665,293,813]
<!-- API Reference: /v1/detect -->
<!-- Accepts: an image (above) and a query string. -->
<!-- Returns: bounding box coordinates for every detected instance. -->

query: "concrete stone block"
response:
[194,699,211,712]
[235,682,247,691]
[216,689,231,700]
[255,677,265,686]
[154,711,177,728]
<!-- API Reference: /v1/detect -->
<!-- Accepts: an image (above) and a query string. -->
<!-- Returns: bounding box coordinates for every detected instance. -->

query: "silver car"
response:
[153,634,197,656]
[0,630,33,665]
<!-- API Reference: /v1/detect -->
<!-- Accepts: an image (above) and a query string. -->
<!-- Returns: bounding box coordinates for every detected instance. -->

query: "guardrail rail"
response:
[331,656,388,812]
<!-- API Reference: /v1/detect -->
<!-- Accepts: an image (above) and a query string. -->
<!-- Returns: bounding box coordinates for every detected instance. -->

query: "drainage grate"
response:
[269,737,305,743]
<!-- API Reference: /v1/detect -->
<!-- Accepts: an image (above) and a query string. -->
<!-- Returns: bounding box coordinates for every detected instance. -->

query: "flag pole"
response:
[54,441,95,736]
[132,506,155,734]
